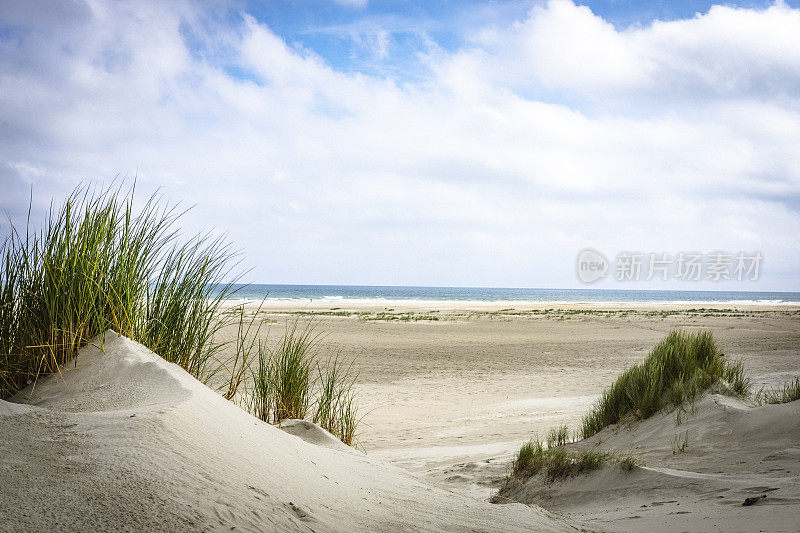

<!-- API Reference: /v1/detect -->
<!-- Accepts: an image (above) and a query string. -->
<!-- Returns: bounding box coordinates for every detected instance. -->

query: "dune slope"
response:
[0,331,570,532]
[495,394,800,532]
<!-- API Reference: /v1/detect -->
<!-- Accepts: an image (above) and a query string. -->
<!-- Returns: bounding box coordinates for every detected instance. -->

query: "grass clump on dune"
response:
[220,303,268,402]
[0,184,238,398]
[580,330,750,439]
[618,455,639,471]
[314,353,360,446]
[245,321,361,446]
[755,378,800,405]
[0,184,363,446]
[513,438,608,481]
[546,423,570,448]
[250,337,273,423]
[507,423,643,486]
[271,322,316,421]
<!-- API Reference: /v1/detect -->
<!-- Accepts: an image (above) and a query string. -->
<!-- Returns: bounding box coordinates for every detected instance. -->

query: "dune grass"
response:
[250,337,273,423]
[505,330,747,489]
[509,430,642,486]
[755,377,800,405]
[512,438,608,481]
[314,353,360,445]
[546,423,570,448]
[220,303,267,402]
[244,320,361,445]
[0,184,238,398]
[0,184,362,445]
[580,330,750,439]
[618,455,639,471]
[671,430,690,454]
[139,234,237,379]
[270,322,317,421]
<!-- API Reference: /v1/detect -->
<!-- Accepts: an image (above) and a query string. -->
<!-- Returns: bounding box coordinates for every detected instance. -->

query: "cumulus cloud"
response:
[0,0,798,288]
[466,0,800,103]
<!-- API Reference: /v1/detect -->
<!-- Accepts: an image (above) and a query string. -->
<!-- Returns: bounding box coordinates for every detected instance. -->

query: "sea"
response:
[217,285,800,305]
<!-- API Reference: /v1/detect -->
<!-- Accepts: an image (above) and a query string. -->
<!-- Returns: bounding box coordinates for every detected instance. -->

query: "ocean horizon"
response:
[217,284,800,304]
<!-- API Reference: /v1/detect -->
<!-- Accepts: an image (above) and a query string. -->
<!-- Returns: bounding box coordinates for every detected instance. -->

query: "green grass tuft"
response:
[313,353,360,446]
[722,360,751,397]
[0,184,363,445]
[513,437,608,482]
[755,378,800,405]
[250,338,273,423]
[219,302,268,402]
[546,423,570,448]
[245,321,361,446]
[618,455,639,471]
[671,430,690,454]
[580,330,750,439]
[0,183,239,398]
[270,322,316,421]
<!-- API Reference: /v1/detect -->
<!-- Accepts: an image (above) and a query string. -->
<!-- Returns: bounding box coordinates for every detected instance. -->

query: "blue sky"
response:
[242,1,797,76]
[1,1,799,290]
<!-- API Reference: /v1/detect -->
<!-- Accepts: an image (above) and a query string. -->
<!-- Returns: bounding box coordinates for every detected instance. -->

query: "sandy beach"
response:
[3,301,799,532]
[214,302,800,501]
[5,1,800,529]
[1,332,569,532]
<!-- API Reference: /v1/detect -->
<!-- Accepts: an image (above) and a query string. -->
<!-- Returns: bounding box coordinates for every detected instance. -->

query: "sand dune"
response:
[495,394,800,532]
[0,331,571,532]
[211,303,800,501]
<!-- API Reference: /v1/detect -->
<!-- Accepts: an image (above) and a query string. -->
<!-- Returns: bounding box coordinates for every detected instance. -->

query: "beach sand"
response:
[494,393,800,532]
[3,303,798,532]
[215,302,800,502]
[0,332,568,532]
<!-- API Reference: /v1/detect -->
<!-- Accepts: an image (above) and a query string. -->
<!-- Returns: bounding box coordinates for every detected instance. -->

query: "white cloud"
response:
[464,0,800,103]
[0,0,798,289]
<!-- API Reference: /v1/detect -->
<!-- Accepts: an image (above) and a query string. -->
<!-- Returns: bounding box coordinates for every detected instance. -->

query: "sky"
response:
[1,0,799,290]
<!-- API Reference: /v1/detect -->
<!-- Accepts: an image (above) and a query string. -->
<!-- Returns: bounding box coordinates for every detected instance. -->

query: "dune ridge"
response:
[0,331,571,532]
[495,393,800,532]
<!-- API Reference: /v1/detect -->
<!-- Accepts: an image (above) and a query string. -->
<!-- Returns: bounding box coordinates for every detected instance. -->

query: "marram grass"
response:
[579,330,750,439]
[755,377,800,405]
[504,330,749,489]
[512,438,608,481]
[314,352,360,446]
[0,183,238,397]
[243,320,361,446]
[271,322,316,421]
[546,423,570,448]
[0,184,362,446]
